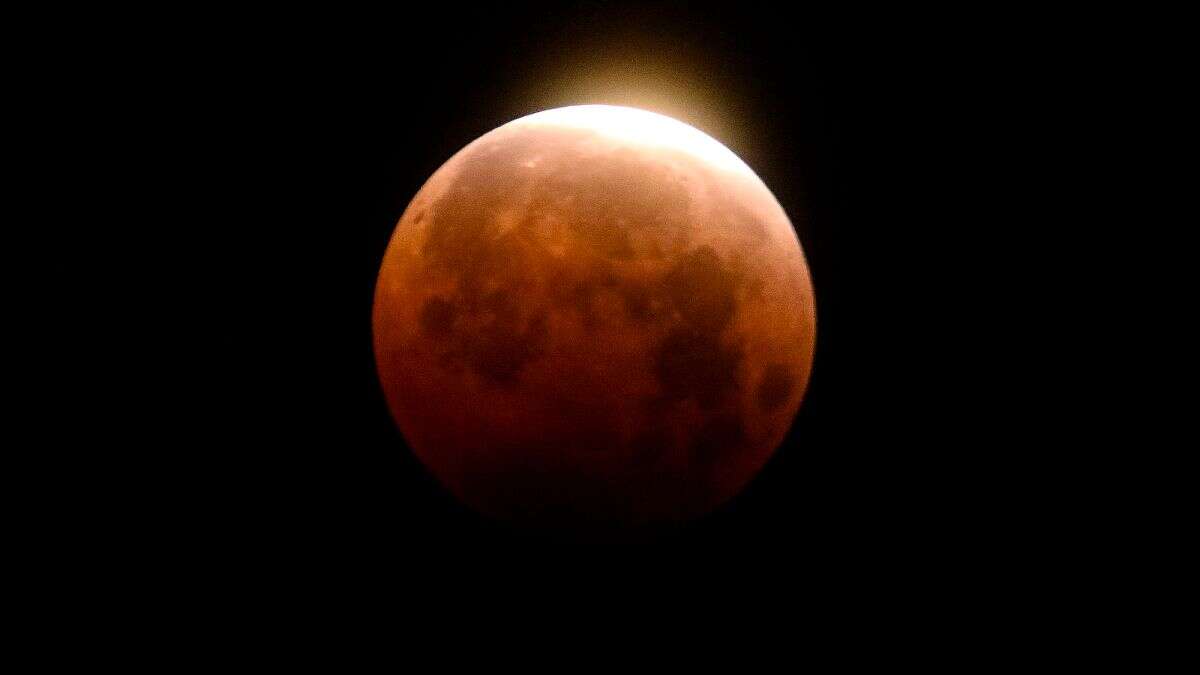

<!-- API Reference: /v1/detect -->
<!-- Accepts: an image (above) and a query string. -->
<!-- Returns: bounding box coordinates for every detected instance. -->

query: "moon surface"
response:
[374,105,815,531]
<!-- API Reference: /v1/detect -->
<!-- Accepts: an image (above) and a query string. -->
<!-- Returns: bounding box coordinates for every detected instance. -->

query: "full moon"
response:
[374,105,815,531]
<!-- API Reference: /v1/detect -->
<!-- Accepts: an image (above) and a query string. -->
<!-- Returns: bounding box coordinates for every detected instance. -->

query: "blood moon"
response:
[373,105,815,531]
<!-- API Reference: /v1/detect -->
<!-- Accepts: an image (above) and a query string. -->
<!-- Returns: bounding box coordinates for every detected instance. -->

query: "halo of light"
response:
[512,104,754,177]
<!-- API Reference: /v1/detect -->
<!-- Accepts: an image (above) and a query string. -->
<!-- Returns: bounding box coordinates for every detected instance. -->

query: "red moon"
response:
[374,105,815,531]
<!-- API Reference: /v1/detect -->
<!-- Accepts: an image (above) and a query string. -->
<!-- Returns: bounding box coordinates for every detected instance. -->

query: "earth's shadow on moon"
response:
[373,109,816,536]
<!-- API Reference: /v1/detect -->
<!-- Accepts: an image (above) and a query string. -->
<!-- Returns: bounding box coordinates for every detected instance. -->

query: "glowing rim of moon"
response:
[509,104,755,178]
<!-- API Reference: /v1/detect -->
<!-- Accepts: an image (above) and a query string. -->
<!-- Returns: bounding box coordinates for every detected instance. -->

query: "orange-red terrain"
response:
[373,106,815,531]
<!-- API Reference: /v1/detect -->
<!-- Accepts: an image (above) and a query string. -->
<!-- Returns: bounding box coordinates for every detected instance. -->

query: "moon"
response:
[374,105,815,532]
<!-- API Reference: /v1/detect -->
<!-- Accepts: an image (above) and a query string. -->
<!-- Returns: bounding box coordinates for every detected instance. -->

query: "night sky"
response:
[133,2,1014,600]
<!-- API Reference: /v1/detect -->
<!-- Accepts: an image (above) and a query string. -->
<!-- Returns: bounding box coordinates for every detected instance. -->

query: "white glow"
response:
[513,105,753,176]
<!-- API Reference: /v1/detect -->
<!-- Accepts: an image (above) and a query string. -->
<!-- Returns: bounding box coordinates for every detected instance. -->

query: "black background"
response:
[127,2,1016,601]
